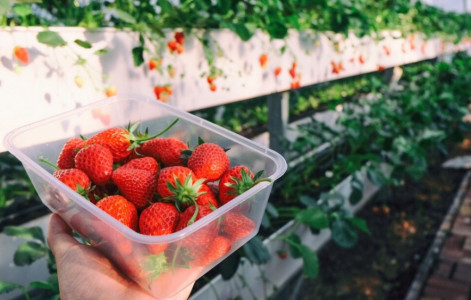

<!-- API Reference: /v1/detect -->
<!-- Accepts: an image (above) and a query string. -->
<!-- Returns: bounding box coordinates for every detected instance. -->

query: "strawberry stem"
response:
[39,156,59,170]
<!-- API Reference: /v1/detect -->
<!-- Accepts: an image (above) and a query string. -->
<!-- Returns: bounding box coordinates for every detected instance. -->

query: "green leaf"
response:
[419,129,445,141]
[74,39,92,49]
[109,8,136,24]
[266,19,288,39]
[37,31,67,47]
[283,234,319,278]
[12,4,32,17]
[331,217,358,248]
[232,23,255,41]
[349,172,364,205]
[298,244,319,278]
[299,195,317,207]
[295,207,329,230]
[3,225,45,243]
[284,233,302,258]
[14,241,49,266]
[242,236,270,264]
[217,251,240,280]
[0,280,24,295]
[132,46,144,67]
[348,217,371,234]
[157,0,174,14]
[29,280,56,292]
[94,48,108,56]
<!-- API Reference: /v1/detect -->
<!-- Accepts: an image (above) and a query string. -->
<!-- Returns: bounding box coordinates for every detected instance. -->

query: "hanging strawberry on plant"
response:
[13,46,29,65]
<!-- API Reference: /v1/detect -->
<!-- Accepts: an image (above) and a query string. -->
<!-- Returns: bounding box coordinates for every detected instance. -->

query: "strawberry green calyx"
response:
[124,118,180,152]
[225,169,272,196]
[165,174,206,215]
[141,253,168,280]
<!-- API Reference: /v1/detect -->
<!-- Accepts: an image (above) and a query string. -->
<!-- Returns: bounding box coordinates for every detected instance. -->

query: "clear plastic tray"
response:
[4,95,287,299]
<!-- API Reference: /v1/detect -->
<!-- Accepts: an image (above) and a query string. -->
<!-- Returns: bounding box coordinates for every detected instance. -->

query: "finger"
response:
[47,213,79,258]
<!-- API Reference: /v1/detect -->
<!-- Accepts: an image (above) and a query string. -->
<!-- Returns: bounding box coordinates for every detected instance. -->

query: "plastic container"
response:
[4,95,287,299]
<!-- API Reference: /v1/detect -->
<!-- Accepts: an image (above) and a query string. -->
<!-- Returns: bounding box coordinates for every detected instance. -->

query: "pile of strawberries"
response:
[45,119,269,268]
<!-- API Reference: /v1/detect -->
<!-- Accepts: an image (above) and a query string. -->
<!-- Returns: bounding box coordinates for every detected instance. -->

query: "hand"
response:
[47,213,193,300]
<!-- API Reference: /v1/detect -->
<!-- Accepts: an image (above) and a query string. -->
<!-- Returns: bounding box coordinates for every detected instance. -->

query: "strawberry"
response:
[209,84,217,92]
[167,40,178,53]
[112,168,157,210]
[96,195,138,231]
[196,184,219,208]
[157,166,209,211]
[274,67,282,77]
[140,137,188,167]
[175,31,185,45]
[358,54,365,64]
[191,236,231,267]
[383,45,391,56]
[119,156,159,176]
[176,204,215,231]
[277,250,288,259]
[289,62,297,78]
[290,79,301,89]
[259,53,268,68]
[207,76,215,84]
[176,43,184,54]
[218,165,271,205]
[105,86,117,97]
[187,143,230,182]
[75,144,114,185]
[148,58,160,71]
[87,120,178,163]
[377,65,386,71]
[139,202,180,253]
[53,168,91,193]
[157,166,198,199]
[221,212,255,241]
[87,127,132,162]
[168,65,176,78]
[74,75,84,88]
[56,137,86,169]
[176,205,219,248]
[13,46,29,64]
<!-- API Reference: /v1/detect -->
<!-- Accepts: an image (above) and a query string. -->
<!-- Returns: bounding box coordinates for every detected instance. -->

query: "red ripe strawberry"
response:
[358,54,365,64]
[75,144,114,185]
[119,156,159,176]
[157,166,197,199]
[209,84,217,92]
[259,53,268,68]
[149,58,159,70]
[274,67,282,77]
[112,168,157,210]
[96,195,138,231]
[187,143,230,182]
[87,127,132,163]
[221,212,255,241]
[167,40,178,53]
[13,46,29,64]
[56,137,86,169]
[219,165,271,205]
[105,86,117,97]
[53,168,91,192]
[176,204,215,231]
[191,236,231,267]
[139,202,180,253]
[207,76,215,84]
[140,137,188,167]
[176,205,219,248]
[174,31,185,45]
[87,121,177,163]
[196,184,219,208]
